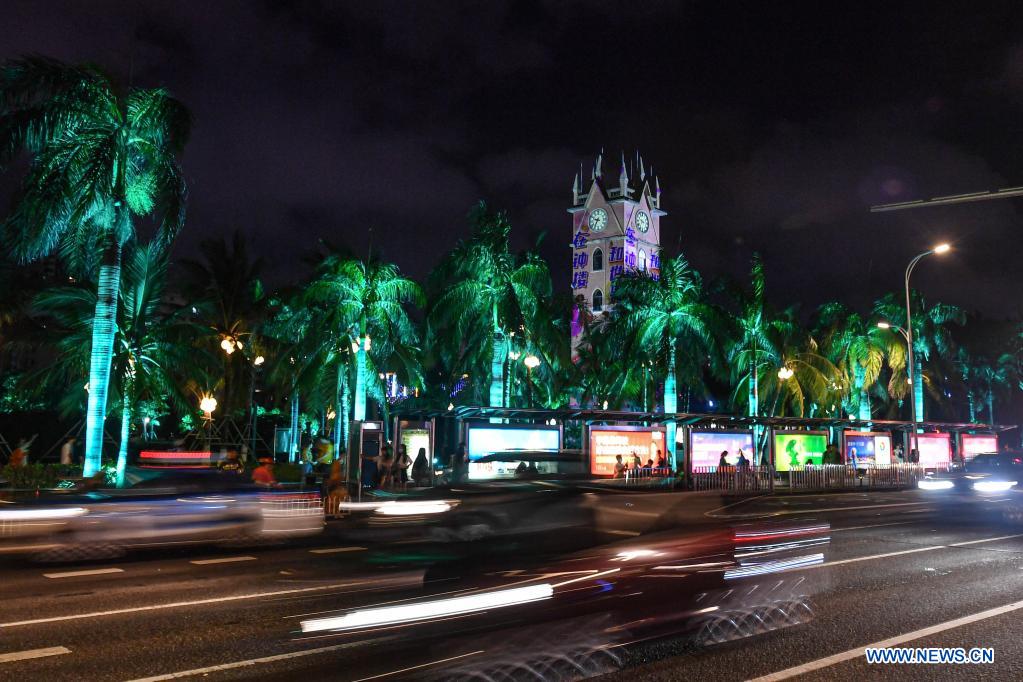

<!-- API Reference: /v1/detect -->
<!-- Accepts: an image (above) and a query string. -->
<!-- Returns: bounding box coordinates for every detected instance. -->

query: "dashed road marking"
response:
[309,547,366,554]
[43,568,124,579]
[190,556,257,565]
[0,646,71,664]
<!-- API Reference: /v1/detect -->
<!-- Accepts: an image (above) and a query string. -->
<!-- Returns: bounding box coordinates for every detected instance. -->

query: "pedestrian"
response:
[453,443,468,482]
[9,435,35,467]
[60,437,76,466]
[736,449,749,468]
[393,443,412,488]
[411,447,430,487]
[325,459,347,516]
[632,453,642,470]
[614,454,626,478]
[378,444,394,489]
[252,456,278,487]
[655,449,666,469]
[718,450,729,468]
[220,448,244,474]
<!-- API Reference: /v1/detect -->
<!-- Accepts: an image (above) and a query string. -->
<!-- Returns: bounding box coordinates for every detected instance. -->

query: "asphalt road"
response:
[2,488,1022,681]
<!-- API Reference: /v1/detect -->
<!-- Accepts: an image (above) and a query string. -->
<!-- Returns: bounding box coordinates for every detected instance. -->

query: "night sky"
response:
[4,1,1023,319]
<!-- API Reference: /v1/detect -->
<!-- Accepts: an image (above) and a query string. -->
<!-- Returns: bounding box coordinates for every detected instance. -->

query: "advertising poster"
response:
[914,433,952,467]
[690,430,755,468]
[774,432,828,471]
[843,432,892,466]
[400,428,431,474]
[466,426,560,462]
[589,427,665,475]
[960,434,998,462]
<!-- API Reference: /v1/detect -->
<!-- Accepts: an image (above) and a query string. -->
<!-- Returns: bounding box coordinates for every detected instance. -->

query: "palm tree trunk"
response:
[83,240,122,477]
[664,345,677,464]
[854,364,871,426]
[341,366,350,446]
[333,365,344,457]
[354,317,368,421]
[967,391,976,423]
[116,392,130,488]
[987,390,995,425]
[489,303,506,417]
[913,356,924,424]
[289,390,299,462]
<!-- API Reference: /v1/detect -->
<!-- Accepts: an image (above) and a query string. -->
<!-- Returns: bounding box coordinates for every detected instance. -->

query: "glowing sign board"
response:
[588,427,665,475]
[466,426,560,462]
[914,433,952,467]
[774,432,828,471]
[843,432,892,466]
[690,430,755,468]
[960,434,998,462]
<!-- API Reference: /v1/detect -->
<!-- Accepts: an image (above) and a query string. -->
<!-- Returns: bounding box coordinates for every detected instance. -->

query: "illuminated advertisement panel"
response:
[690,430,755,468]
[589,427,666,475]
[960,434,998,462]
[915,433,952,467]
[774,432,828,471]
[400,428,431,474]
[466,425,561,480]
[843,432,892,466]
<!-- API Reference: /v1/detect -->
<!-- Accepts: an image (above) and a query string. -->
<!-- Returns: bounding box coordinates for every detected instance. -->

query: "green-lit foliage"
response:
[0,56,190,475]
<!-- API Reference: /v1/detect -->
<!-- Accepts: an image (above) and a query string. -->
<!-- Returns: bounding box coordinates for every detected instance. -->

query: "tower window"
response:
[592,289,604,312]
[592,248,604,271]
[639,249,647,271]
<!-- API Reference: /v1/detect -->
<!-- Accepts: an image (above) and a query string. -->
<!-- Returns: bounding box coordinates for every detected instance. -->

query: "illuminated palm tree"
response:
[972,354,1014,424]
[0,57,190,476]
[816,303,893,423]
[304,255,422,425]
[611,254,714,458]
[429,202,551,409]
[874,291,963,423]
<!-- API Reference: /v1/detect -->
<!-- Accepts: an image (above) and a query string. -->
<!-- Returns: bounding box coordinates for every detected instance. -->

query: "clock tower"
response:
[569,151,665,359]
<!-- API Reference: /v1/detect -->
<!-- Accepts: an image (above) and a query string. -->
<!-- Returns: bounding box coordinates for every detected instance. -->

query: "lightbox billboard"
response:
[843,432,892,466]
[589,427,665,475]
[690,430,755,468]
[466,425,561,461]
[960,434,998,462]
[774,432,828,471]
[915,433,952,467]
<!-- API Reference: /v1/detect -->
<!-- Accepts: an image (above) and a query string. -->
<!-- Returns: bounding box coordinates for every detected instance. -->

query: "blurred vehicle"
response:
[0,468,323,560]
[296,518,829,679]
[919,450,1022,493]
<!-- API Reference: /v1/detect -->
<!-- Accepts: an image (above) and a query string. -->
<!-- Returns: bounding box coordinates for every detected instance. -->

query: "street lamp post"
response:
[878,321,918,460]
[896,243,950,458]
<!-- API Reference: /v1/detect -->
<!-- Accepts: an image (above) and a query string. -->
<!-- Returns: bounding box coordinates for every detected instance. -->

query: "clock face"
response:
[635,210,650,233]
[588,208,608,232]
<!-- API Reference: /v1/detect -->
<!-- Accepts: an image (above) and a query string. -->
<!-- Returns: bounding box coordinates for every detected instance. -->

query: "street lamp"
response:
[899,242,951,458]
[523,355,540,408]
[777,366,794,380]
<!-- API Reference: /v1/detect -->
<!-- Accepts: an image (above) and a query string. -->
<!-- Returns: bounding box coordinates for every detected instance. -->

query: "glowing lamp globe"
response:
[524,355,541,369]
[200,396,218,414]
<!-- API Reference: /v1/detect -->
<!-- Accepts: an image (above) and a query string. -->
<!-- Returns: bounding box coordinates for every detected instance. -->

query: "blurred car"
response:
[296,518,830,679]
[918,451,1023,494]
[0,468,323,560]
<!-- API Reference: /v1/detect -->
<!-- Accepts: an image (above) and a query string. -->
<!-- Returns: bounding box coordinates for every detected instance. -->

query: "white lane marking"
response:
[43,568,124,579]
[749,598,1023,681]
[831,521,915,532]
[605,529,642,536]
[351,650,485,681]
[125,644,358,681]
[1,580,374,628]
[801,533,1023,571]
[0,646,71,664]
[190,556,257,565]
[710,500,929,519]
[950,533,1023,547]
[309,546,366,554]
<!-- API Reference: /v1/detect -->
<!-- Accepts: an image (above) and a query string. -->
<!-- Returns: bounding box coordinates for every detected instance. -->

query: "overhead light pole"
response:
[900,243,950,457]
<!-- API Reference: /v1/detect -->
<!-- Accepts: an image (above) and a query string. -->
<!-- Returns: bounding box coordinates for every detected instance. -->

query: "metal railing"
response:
[781,463,945,491]
[691,466,774,493]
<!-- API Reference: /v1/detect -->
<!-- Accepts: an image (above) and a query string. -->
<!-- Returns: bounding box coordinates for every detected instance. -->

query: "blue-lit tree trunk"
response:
[987,390,995,425]
[854,363,871,427]
[489,303,506,422]
[967,392,976,423]
[333,366,344,457]
[354,318,368,422]
[116,395,130,487]
[289,390,299,462]
[913,356,925,426]
[664,346,677,463]
[83,248,122,478]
